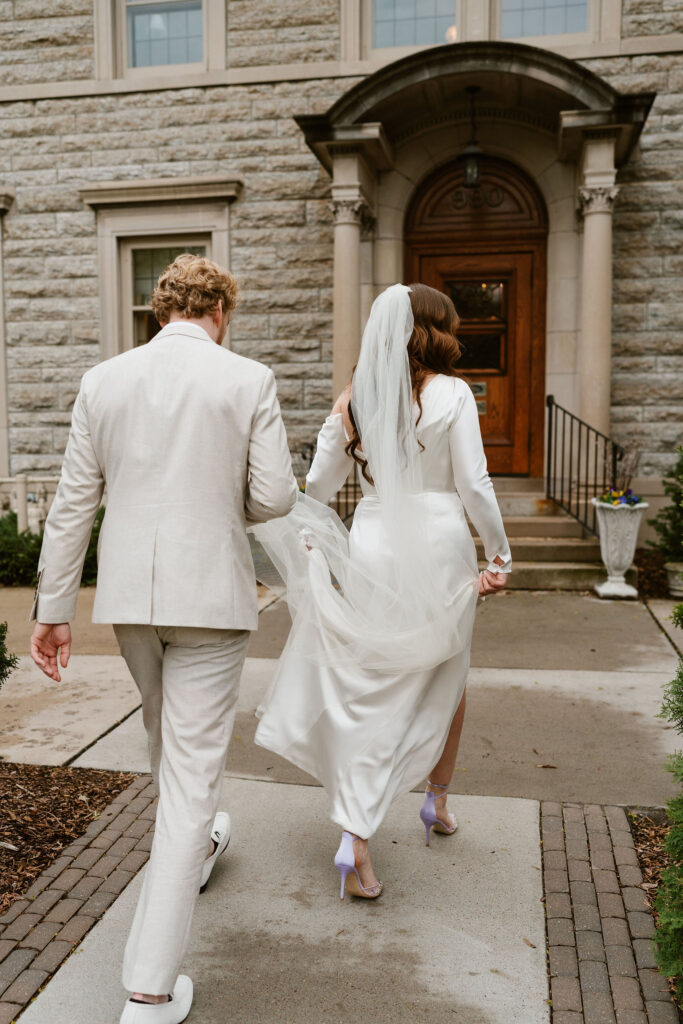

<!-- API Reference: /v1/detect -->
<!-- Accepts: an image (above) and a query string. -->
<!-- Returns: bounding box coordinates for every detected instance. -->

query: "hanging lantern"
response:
[458,85,483,189]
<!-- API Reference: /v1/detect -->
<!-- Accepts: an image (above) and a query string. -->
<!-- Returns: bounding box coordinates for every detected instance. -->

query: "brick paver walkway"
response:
[0,784,679,1023]
[542,801,680,1024]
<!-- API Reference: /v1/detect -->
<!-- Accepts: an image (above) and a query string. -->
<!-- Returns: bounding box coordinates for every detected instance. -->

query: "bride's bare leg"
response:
[427,689,467,827]
[352,837,379,890]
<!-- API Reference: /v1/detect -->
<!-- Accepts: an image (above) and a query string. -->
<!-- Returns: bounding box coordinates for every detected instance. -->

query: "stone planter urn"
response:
[591,498,649,599]
[665,562,683,598]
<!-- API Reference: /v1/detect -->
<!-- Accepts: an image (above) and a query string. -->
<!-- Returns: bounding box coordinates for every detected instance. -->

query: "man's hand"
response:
[479,555,509,597]
[30,622,72,682]
[478,569,508,596]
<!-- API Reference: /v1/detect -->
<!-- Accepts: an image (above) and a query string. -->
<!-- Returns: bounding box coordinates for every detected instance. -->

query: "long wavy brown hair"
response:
[345,283,462,484]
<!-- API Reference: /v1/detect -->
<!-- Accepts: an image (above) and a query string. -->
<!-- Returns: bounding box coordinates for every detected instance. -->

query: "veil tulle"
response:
[248,283,479,675]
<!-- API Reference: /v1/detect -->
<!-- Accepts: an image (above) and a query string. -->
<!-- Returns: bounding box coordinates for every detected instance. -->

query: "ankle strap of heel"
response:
[426,779,449,792]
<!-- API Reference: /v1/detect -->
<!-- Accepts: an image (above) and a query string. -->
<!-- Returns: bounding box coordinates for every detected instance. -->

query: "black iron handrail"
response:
[332,466,362,524]
[303,396,626,537]
[546,394,625,536]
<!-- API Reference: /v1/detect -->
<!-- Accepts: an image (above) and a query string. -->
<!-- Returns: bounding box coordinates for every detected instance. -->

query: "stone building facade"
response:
[0,0,680,496]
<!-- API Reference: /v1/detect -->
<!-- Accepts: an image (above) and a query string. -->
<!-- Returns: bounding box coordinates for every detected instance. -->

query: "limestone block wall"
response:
[622,0,683,39]
[0,1,680,478]
[226,0,340,66]
[0,0,95,86]
[580,50,683,476]
[1,77,355,473]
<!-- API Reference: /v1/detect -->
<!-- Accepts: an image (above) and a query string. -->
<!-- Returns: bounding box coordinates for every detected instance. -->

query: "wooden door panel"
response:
[404,156,548,477]
[419,252,533,475]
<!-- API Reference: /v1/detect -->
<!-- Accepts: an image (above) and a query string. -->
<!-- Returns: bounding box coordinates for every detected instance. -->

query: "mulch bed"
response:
[630,810,679,1003]
[0,761,135,915]
[634,547,670,600]
[630,810,672,906]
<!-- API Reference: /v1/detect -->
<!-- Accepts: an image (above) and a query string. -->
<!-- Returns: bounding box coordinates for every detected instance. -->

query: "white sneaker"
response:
[200,811,231,892]
[120,975,193,1024]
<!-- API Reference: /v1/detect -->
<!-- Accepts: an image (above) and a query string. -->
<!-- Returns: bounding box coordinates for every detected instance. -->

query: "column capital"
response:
[577,185,619,215]
[330,197,375,236]
[331,197,365,225]
[331,196,370,224]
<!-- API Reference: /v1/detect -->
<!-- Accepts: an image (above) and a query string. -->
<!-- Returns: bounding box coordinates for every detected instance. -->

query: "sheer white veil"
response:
[249,283,478,675]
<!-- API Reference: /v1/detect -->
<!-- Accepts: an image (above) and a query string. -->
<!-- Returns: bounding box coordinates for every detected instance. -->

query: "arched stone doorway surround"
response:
[297,41,653,460]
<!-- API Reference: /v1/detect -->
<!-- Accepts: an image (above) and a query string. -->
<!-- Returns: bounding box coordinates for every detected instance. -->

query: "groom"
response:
[30,254,298,1023]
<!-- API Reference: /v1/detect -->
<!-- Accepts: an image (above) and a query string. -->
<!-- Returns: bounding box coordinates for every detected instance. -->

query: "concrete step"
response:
[476,561,638,591]
[496,494,561,516]
[490,476,545,492]
[475,536,601,562]
[471,515,585,538]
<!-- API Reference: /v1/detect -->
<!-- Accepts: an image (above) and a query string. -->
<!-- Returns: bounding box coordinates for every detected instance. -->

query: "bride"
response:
[250,283,511,898]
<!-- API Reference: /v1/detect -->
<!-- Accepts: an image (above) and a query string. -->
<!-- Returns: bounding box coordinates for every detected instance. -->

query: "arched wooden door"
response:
[405,157,548,477]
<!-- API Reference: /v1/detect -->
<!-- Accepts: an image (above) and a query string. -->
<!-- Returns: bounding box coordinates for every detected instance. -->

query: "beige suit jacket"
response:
[32,322,298,630]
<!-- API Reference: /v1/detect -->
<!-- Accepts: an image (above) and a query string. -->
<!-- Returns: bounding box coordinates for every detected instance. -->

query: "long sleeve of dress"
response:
[305,413,352,506]
[449,382,512,574]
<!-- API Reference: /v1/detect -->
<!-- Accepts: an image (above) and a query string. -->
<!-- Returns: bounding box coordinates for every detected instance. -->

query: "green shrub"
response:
[0,508,104,587]
[0,512,43,586]
[655,866,683,998]
[649,446,683,562]
[661,662,683,736]
[0,621,18,691]
[655,624,683,1000]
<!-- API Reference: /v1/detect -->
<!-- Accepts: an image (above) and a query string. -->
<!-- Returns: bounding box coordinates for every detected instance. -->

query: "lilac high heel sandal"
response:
[334,831,383,900]
[419,780,458,846]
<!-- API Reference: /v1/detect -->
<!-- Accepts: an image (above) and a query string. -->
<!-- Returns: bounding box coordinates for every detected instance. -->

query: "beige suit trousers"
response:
[114,624,249,994]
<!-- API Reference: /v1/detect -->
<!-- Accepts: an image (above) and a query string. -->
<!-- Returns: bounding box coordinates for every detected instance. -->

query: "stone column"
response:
[0,190,15,477]
[577,185,619,436]
[331,194,373,398]
[577,135,619,437]
[329,146,375,399]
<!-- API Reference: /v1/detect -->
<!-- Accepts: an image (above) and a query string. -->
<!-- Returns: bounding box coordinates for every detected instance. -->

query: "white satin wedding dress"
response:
[253,372,511,839]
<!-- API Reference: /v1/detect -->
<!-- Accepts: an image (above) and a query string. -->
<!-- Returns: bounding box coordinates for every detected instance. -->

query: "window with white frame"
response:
[499,0,588,39]
[81,188,236,359]
[373,0,458,49]
[93,0,226,79]
[122,240,208,346]
[351,0,618,62]
[126,0,203,68]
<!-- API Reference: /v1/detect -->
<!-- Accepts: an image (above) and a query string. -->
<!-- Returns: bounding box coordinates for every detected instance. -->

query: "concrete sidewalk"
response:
[2,591,679,807]
[1,589,681,1024]
[71,659,680,807]
[19,780,548,1024]
[0,656,139,766]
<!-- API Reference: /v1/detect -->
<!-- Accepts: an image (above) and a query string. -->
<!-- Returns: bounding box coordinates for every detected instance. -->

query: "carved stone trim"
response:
[392,104,557,145]
[331,198,367,226]
[577,185,620,215]
[359,206,376,239]
[79,176,243,208]
[327,142,364,157]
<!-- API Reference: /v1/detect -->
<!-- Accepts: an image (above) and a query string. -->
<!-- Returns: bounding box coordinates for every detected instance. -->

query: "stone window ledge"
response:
[79,176,242,208]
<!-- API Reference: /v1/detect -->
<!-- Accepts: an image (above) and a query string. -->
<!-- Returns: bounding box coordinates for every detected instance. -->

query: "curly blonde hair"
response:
[151,253,239,324]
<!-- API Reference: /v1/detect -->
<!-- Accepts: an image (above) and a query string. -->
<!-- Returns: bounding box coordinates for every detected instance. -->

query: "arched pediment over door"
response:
[405,157,548,476]
[296,41,655,439]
